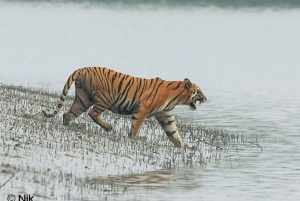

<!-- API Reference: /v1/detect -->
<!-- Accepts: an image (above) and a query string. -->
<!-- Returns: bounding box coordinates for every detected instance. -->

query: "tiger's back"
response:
[88,67,164,115]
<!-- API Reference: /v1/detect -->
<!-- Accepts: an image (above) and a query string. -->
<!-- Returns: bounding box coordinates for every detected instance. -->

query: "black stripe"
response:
[143,80,163,104]
[173,82,182,90]
[167,82,174,87]
[111,72,117,82]
[163,89,185,111]
[132,101,141,114]
[94,93,110,108]
[103,69,111,91]
[129,90,138,109]
[122,101,134,114]
[62,91,67,97]
[160,120,174,125]
[75,93,90,109]
[93,105,106,113]
[166,130,177,136]
[81,71,89,92]
[165,114,174,118]
[116,78,135,113]
[128,78,140,109]
[117,75,126,93]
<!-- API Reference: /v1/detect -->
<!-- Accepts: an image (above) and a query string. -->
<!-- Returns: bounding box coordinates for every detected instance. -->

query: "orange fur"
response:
[42,67,207,148]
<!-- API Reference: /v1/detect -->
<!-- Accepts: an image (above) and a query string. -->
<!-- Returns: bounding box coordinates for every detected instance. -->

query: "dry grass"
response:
[0,84,262,200]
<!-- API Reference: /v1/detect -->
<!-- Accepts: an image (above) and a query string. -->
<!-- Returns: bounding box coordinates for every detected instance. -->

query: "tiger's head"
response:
[184,78,207,111]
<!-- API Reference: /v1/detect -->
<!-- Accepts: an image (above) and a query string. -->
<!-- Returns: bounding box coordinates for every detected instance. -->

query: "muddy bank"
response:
[0,84,261,200]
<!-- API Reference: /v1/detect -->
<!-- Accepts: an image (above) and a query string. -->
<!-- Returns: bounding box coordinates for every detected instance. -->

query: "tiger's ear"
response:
[184,78,192,89]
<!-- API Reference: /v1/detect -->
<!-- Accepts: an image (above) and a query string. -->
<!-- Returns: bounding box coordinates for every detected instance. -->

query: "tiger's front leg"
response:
[155,111,186,148]
[129,101,149,138]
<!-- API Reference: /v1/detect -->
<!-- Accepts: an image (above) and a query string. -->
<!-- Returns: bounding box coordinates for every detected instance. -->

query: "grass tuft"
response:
[0,84,263,200]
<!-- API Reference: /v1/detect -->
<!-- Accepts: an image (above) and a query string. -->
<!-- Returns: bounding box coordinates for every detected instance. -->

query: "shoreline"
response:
[0,84,261,200]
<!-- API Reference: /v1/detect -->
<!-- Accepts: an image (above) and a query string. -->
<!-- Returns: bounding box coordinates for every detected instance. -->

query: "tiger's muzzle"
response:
[189,94,207,111]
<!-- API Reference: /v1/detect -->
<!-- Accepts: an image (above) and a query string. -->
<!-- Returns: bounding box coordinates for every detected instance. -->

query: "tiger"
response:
[42,67,207,148]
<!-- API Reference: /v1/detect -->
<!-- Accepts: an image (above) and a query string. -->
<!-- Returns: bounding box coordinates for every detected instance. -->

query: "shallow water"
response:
[1,2,300,201]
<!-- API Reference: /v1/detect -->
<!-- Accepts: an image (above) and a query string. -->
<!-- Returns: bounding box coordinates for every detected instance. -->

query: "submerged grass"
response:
[0,84,262,200]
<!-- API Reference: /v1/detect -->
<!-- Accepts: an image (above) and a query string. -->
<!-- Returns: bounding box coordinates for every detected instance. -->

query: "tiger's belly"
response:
[108,105,134,115]
[108,107,169,121]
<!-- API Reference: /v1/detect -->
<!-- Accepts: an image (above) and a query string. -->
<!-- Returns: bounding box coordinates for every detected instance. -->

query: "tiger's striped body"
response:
[42,67,207,148]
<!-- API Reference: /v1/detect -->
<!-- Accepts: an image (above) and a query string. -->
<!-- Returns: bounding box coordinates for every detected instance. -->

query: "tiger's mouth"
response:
[189,101,197,111]
[189,97,207,111]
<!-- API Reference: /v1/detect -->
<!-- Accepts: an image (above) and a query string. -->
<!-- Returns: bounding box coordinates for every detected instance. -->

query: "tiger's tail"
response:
[42,69,81,118]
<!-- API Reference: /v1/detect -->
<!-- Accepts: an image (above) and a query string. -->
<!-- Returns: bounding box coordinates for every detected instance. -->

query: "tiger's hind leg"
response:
[155,111,186,148]
[88,105,112,132]
[63,84,94,126]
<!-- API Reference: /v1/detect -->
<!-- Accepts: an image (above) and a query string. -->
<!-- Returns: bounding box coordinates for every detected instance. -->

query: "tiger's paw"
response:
[104,125,113,132]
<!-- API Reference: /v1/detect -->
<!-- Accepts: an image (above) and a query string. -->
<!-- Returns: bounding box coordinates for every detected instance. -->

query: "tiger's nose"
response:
[198,96,207,104]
